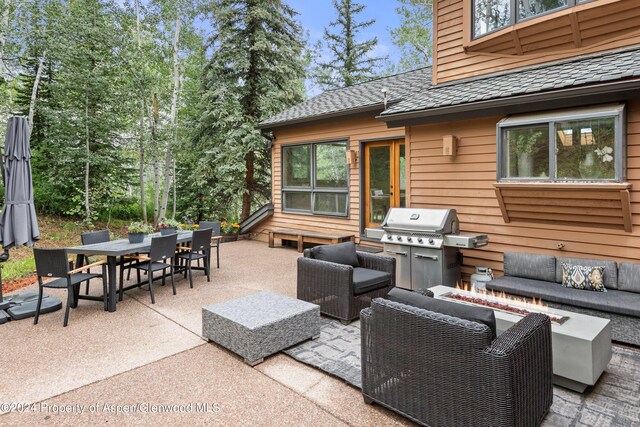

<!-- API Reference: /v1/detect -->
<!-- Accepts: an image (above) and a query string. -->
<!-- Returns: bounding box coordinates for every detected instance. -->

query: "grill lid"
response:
[382,208,459,234]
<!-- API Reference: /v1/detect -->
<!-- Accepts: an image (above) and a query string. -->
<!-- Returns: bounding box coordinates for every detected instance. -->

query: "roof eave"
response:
[258,103,389,132]
[377,78,640,128]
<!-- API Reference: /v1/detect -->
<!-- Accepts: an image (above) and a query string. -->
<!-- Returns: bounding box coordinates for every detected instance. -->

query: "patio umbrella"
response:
[0,117,40,303]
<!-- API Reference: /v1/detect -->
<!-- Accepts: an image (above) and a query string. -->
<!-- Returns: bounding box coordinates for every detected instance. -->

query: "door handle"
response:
[385,250,407,257]
[414,254,438,260]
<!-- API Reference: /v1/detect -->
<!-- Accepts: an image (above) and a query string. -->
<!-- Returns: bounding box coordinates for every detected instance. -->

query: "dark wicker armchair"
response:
[297,244,395,324]
[361,297,553,427]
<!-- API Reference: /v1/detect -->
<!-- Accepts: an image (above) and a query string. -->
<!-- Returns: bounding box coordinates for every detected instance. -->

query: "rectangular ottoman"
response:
[202,291,321,366]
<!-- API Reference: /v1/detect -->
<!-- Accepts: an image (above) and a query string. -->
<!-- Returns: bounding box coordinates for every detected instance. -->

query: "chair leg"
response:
[85,256,91,294]
[162,265,166,287]
[217,243,220,269]
[188,262,193,289]
[34,285,44,325]
[170,264,176,295]
[64,286,74,327]
[119,257,125,302]
[102,275,108,311]
[183,258,188,279]
[137,266,141,284]
[206,251,211,283]
[148,272,155,304]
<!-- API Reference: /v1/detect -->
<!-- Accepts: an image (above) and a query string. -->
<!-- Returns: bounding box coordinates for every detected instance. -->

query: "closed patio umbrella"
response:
[0,117,40,303]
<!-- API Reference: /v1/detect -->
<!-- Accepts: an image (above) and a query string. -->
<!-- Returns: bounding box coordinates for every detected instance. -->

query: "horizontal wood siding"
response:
[253,117,404,245]
[407,98,640,277]
[434,0,640,85]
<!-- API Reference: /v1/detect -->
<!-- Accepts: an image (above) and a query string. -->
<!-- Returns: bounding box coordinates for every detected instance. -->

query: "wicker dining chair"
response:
[199,221,222,268]
[33,248,107,327]
[126,233,178,304]
[175,228,213,288]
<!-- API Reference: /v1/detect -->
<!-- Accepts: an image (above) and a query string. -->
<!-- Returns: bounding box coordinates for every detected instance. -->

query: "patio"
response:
[0,240,638,426]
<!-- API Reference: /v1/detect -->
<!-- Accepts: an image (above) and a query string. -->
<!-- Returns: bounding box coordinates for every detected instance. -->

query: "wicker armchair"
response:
[297,247,395,324]
[361,298,553,427]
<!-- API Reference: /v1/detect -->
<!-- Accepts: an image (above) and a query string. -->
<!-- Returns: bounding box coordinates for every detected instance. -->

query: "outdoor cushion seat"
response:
[176,251,207,261]
[353,267,392,295]
[42,273,101,289]
[133,261,175,273]
[488,276,640,318]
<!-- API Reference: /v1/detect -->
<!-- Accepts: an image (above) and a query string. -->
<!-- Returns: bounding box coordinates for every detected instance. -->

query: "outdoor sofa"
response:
[297,242,394,323]
[487,252,640,346]
[361,288,553,427]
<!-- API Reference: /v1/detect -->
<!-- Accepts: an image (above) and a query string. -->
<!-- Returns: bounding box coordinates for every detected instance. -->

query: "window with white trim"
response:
[497,104,625,182]
[282,141,349,216]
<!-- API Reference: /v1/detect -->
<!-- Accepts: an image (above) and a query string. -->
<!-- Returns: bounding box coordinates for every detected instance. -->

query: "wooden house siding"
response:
[434,0,640,85]
[406,98,640,278]
[252,117,405,243]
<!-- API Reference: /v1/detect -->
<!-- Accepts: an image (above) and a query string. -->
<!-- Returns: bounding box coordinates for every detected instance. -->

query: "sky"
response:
[286,0,403,96]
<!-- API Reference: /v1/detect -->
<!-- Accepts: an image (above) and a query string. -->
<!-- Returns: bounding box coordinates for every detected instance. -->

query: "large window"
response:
[473,0,589,38]
[498,105,625,182]
[282,141,349,216]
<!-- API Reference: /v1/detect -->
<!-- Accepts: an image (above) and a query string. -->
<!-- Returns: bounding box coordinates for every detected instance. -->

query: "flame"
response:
[456,281,548,312]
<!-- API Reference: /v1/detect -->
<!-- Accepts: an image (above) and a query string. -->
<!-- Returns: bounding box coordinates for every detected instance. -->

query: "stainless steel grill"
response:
[381,208,488,290]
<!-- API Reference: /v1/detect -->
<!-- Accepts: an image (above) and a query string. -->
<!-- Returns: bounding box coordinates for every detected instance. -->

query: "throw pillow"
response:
[561,263,607,292]
[312,241,359,267]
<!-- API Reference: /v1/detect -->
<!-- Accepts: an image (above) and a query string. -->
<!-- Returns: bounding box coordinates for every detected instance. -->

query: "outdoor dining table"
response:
[67,231,195,312]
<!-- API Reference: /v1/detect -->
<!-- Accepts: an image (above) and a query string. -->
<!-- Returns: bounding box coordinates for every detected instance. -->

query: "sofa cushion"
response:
[488,276,640,317]
[561,263,607,292]
[504,252,556,282]
[312,242,359,267]
[555,257,617,289]
[386,287,496,338]
[353,267,391,295]
[619,263,640,293]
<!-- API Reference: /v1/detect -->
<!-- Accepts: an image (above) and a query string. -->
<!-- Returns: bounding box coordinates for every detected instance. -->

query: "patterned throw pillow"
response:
[561,263,607,292]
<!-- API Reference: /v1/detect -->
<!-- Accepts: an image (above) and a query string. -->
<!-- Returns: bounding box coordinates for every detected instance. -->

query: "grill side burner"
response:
[381,208,488,290]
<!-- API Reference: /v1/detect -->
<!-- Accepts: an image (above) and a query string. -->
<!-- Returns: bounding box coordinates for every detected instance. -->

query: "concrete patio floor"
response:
[0,240,410,426]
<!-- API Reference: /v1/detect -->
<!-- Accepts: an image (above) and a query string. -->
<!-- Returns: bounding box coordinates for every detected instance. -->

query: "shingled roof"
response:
[259,67,432,129]
[380,47,640,118]
[260,47,640,130]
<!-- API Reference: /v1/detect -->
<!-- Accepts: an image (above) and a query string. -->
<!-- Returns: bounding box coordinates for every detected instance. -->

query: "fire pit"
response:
[442,285,569,324]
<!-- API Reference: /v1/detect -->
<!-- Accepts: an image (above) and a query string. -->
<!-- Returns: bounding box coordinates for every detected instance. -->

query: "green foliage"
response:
[191,0,306,220]
[127,221,153,234]
[388,0,432,73]
[314,0,386,89]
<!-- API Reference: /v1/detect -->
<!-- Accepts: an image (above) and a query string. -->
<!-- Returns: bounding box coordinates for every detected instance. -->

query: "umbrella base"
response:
[2,291,62,321]
[0,310,8,324]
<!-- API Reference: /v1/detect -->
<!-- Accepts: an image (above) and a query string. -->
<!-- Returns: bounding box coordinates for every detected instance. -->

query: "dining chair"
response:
[126,233,178,304]
[33,248,107,327]
[80,230,136,295]
[176,228,212,288]
[199,221,222,268]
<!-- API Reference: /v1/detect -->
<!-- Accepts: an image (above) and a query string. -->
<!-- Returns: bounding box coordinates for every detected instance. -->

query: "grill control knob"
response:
[396,236,402,241]
[407,237,412,242]
[428,238,434,244]
[417,238,423,244]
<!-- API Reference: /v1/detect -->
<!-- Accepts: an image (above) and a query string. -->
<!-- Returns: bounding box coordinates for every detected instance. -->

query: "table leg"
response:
[72,255,84,308]
[107,256,117,312]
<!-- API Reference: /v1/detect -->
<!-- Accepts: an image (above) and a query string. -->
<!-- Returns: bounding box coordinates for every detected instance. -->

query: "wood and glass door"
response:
[364,139,405,229]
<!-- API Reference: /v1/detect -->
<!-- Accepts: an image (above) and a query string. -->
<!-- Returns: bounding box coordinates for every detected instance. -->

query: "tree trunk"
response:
[135,0,147,222]
[84,95,91,224]
[151,93,160,225]
[28,51,46,127]
[241,151,254,221]
[0,0,11,77]
[159,0,182,220]
[172,158,176,219]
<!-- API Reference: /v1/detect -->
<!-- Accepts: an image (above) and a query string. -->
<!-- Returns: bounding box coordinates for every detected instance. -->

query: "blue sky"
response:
[287,0,403,95]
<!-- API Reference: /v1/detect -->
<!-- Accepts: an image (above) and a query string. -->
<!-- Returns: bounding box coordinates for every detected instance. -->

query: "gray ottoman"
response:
[202,291,320,366]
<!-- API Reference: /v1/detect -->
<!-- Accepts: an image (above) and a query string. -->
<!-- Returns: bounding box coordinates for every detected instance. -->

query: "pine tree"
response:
[314,0,386,89]
[196,0,306,221]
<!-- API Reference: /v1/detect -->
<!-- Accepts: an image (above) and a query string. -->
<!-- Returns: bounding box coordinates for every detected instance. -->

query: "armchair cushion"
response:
[386,287,497,338]
[353,268,392,295]
[312,241,359,267]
